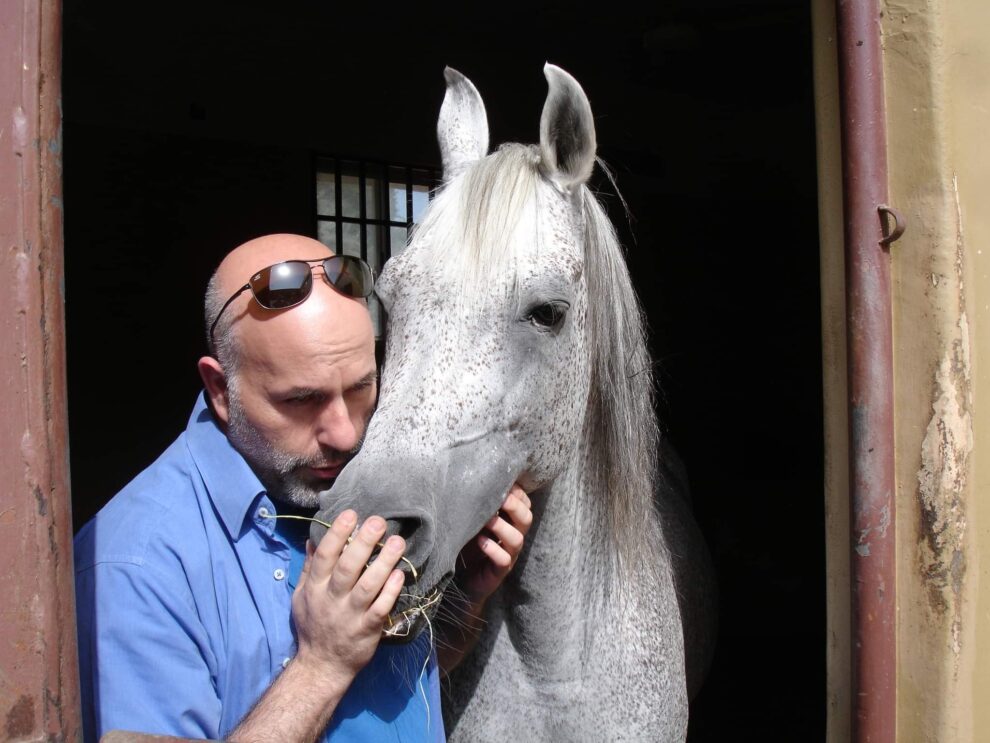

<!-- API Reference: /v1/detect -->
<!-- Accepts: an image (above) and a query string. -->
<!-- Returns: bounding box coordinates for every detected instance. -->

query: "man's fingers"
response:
[329,515,386,595]
[308,510,357,583]
[509,484,532,511]
[478,534,512,568]
[366,569,406,626]
[351,535,405,609]
[500,491,534,534]
[486,516,525,554]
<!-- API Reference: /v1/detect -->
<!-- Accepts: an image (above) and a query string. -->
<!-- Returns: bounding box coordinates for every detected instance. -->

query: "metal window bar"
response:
[405,167,414,234]
[358,161,367,262]
[333,160,343,258]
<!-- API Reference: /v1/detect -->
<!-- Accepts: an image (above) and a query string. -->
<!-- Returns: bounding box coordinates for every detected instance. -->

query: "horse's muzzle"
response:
[310,431,526,640]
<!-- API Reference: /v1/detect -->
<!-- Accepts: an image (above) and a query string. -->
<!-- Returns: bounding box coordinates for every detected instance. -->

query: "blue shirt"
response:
[74,393,445,742]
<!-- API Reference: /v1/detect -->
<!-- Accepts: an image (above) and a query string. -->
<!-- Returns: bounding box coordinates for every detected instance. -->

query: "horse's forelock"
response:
[418,144,542,296]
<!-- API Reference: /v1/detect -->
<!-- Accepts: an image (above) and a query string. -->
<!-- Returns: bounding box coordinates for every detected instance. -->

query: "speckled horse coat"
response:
[313,65,714,742]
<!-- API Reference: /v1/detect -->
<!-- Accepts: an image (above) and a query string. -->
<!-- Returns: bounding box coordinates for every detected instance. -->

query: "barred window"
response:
[315,157,439,337]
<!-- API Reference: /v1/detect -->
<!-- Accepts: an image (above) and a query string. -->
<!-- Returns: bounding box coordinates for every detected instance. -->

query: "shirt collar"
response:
[185,392,272,542]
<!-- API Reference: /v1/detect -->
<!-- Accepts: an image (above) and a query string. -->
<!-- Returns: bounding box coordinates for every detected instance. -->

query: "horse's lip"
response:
[380,573,453,644]
[380,611,429,643]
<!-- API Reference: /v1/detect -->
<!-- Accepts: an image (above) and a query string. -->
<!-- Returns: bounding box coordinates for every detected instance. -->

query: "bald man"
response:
[73,234,532,742]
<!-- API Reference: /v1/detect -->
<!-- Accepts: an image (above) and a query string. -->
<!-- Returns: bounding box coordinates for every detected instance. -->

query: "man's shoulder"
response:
[74,432,209,573]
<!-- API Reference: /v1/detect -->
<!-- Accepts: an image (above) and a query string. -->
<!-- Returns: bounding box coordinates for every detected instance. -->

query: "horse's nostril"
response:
[385,517,422,543]
[382,517,432,584]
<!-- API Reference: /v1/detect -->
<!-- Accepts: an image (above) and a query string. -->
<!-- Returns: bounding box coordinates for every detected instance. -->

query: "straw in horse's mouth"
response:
[383,586,444,639]
[380,570,455,643]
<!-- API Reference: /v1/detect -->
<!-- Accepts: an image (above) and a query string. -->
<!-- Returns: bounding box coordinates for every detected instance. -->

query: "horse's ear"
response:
[438,67,489,183]
[539,64,597,192]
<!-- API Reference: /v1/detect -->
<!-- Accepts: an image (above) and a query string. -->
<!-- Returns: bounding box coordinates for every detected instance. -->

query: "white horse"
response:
[314,64,714,741]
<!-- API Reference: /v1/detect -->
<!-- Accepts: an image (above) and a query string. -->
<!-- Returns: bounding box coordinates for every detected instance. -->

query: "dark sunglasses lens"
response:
[251,261,313,308]
[323,256,373,298]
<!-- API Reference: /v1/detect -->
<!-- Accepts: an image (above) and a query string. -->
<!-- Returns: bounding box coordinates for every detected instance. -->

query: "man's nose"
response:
[315,398,360,453]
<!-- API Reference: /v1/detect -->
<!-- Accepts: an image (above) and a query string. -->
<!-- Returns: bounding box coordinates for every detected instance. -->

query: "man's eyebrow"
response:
[278,371,376,399]
[352,370,378,389]
[282,387,322,399]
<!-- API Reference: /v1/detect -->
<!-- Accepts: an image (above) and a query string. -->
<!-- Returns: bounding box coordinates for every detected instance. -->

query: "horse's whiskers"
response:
[433,605,485,634]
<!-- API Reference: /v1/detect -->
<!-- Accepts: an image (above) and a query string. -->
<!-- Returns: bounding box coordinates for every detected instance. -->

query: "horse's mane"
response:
[418,143,664,596]
[579,189,665,592]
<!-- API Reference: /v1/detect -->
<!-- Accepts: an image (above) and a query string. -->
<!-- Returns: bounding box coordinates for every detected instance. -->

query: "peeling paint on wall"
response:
[916,188,973,662]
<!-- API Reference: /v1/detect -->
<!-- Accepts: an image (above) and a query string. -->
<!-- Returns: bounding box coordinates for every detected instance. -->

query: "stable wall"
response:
[817,0,990,738]
[885,0,990,738]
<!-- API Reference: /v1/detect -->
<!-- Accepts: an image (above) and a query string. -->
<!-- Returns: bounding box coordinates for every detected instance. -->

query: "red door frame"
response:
[0,0,81,738]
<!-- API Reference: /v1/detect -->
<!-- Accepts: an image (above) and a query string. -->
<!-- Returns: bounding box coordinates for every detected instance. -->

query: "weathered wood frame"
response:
[0,0,81,739]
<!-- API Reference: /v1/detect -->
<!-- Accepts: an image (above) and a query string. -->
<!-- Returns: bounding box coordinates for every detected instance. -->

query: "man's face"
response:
[226,379,374,508]
[222,290,377,508]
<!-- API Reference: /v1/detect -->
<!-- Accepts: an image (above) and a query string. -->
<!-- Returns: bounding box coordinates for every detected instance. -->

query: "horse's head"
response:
[312,65,605,639]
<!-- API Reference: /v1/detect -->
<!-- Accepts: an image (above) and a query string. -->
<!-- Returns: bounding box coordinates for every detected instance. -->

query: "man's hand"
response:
[455,484,533,605]
[230,510,405,742]
[293,510,405,677]
[437,484,533,675]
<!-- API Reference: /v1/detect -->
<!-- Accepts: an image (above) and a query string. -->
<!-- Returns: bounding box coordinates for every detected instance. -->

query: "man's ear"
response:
[198,356,231,426]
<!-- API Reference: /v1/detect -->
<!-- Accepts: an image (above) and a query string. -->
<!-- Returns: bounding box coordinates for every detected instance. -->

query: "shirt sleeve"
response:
[76,559,223,742]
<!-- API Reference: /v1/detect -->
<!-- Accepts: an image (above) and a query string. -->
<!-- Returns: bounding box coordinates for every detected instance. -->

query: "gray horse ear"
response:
[539,64,597,192]
[438,67,489,182]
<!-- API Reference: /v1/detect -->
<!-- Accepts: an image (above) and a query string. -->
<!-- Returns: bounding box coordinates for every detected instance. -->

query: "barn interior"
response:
[62,1,823,739]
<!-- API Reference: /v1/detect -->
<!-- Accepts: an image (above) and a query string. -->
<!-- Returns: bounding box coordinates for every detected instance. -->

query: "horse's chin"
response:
[380,573,453,644]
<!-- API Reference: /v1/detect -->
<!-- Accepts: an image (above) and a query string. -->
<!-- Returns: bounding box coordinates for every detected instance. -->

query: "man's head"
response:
[198,234,377,508]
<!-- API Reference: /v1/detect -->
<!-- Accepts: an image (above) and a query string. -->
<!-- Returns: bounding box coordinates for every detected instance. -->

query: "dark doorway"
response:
[63,2,823,739]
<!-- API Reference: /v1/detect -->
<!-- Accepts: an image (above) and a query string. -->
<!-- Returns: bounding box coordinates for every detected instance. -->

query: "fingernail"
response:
[366,516,386,533]
[386,535,404,552]
[338,510,356,526]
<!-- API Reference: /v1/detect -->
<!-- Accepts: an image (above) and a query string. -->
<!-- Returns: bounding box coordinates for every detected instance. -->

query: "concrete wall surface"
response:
[883,0,990,738]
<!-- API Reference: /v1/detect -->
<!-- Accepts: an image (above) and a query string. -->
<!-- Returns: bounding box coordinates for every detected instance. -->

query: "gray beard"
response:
[225,388,358,509]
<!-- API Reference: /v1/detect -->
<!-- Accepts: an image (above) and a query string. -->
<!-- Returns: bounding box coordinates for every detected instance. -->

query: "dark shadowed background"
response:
[63,2,823,739]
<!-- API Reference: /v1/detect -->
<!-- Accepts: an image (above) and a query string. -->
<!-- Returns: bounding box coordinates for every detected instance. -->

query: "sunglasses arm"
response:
[209,283,251,347]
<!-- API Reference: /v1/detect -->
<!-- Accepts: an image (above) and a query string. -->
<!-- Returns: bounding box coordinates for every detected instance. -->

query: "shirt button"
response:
[282,657,291,669]
[273,568,286,581]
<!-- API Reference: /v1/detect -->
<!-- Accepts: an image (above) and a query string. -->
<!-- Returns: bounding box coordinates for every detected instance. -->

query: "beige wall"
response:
[816,0,990,739]
[886,0,990,738]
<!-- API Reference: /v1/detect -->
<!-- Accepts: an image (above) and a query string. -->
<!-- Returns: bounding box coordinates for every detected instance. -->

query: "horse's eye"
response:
[526,302,568,330]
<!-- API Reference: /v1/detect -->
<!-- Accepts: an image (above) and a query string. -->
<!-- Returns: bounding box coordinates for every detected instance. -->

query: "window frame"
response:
[313,155,440,340]
[313,154,440,266]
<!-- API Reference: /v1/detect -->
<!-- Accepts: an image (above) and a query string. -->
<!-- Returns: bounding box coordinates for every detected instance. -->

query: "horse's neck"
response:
[450,450,688,739]
[499,458,609,674]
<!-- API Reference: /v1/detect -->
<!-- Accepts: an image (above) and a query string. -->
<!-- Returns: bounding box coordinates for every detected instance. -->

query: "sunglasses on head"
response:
[209,255,374,347]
